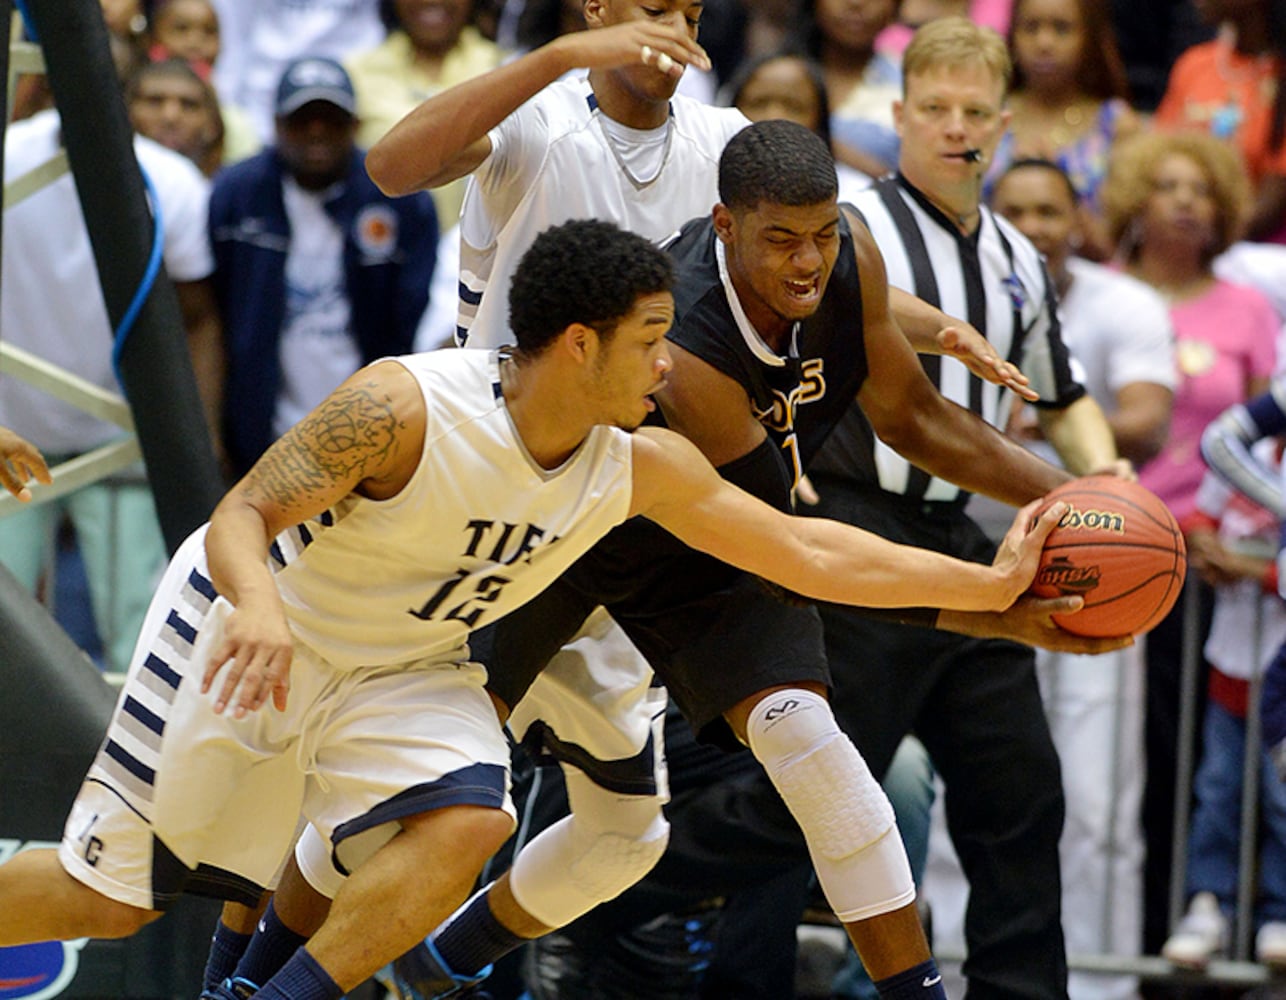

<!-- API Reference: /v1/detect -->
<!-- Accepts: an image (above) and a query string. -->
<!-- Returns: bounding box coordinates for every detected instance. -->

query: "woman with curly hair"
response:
[1101,128,1279,961]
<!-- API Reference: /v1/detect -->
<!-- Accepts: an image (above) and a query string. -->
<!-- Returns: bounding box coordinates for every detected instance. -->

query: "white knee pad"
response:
[508,767,669,929]
[294,822,347,901]
[746,689,914,922]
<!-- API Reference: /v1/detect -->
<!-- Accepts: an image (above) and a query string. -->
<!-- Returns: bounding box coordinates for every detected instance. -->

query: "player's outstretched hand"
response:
[989,499,1067,607]
[554,19,710,78]
[0,426,51,502]
[203,603,294,718]
[935,325,1038,401]
[938,595,1135,652]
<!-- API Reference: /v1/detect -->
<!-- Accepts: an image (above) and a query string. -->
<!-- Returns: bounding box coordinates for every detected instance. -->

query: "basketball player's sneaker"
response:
[1256,921,1286,969]
[384,939,492,999]
[199,977,259,1000]
[1161,893,1228,969]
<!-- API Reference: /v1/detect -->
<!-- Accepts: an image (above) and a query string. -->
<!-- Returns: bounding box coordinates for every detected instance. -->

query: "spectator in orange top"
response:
[1154,0,1286,241]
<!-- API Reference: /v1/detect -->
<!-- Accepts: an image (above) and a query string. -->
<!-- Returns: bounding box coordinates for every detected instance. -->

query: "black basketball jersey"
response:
[662,213,872,488]
[553,210,876,619]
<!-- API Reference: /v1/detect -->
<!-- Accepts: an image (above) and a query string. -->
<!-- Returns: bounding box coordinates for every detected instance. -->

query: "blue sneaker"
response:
[199,977,259,999]
[388,938,492,999]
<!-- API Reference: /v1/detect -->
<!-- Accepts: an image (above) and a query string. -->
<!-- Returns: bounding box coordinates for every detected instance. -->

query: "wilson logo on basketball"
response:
[1036,556,1101,594]
[1056,506,1125,534]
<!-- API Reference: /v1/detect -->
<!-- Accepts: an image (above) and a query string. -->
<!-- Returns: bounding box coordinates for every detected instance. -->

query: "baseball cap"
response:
[275,57,357,118]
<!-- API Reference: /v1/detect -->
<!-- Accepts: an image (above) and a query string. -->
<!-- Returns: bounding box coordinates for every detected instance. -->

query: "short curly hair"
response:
[509,220,674,355]
[1100,130,1250,261]
[718,119,837,212]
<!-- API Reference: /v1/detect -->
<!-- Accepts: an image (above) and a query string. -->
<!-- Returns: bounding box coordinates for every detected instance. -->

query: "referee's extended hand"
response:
[936,325,1039,401]
[204,601,294,718]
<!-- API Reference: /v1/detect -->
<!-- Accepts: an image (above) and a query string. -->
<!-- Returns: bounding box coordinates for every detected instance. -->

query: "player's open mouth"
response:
[643,378,667,411]
[784,277,820,303]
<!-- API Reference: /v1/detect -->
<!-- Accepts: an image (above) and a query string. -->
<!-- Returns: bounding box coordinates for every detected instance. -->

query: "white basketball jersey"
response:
[272,350,634,669]
[457,77,748,347]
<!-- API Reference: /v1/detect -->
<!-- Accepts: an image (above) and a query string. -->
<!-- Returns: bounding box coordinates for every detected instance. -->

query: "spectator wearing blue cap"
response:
[209,56,440,478]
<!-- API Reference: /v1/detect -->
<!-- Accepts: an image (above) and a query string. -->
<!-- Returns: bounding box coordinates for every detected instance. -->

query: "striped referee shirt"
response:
[810,173,1085,505]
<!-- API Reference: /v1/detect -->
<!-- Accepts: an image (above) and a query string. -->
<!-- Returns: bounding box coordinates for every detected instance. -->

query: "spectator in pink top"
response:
[877,0,1013,54]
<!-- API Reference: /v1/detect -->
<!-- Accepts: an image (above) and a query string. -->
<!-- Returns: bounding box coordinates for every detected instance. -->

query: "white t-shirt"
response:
[273,177,362,437]
[456,76,748,348]
[1018,256,1175,464]
[208,0,386,142]
[1059,257,1176,400]
[0,110,213,453]
[1215,241,1286,370]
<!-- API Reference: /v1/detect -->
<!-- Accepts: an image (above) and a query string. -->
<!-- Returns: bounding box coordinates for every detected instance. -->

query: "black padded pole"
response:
[0,562,115,836]
[22,0,223,553]
[0,0,10,297]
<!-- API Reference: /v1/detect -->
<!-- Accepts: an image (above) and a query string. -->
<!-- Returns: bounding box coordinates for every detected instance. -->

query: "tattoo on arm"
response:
[243,382,403,514]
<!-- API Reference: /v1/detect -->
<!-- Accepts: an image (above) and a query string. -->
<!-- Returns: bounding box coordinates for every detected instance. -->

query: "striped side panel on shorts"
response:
[89,567,215,815]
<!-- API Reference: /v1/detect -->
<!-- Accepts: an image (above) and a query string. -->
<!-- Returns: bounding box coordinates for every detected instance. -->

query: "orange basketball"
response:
[1029,476,1187,638]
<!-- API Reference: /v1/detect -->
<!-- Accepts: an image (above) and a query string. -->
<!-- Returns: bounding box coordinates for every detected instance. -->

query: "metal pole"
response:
[1170,577,1204,930]
[21,0,223,552]
[1235,591,1266,961]
[1102,651,1126,950]
[0,2,10,297]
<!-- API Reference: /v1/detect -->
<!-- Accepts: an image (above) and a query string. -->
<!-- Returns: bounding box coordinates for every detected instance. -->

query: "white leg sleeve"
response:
[507,767,669,929]
[746,689,914,923]
[294,822,347,901]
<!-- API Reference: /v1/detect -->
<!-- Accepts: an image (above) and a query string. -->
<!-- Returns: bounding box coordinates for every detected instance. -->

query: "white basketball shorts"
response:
[57,527,514,911]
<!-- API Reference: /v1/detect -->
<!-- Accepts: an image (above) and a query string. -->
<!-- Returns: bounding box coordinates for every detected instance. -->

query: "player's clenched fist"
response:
[552,18,710,78]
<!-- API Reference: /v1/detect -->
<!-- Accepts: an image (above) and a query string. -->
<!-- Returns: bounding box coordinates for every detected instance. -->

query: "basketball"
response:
[1029,476,1187,638]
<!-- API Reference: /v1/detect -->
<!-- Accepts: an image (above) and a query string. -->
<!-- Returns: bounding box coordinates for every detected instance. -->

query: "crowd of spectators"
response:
[7,0,1286,997]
